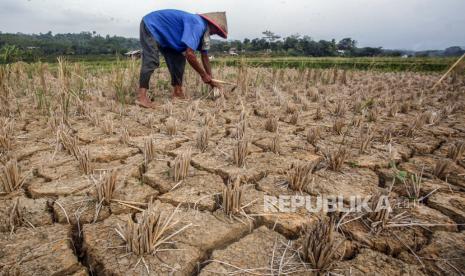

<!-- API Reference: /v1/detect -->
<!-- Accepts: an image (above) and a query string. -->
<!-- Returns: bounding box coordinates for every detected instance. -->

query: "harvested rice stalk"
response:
[183,101,199,122]
[265,116,278,133]
[232,139,248,167]
[381,127,393,144]
[88,111,100,127]
[165,117,178,136]
[366,193,392,233]
[235,120,246,140]
[203,113,216,128]
[353,99,364,114]
[115,203,189,256]
[400,101,410,114]
[314,106,323,120]
[309,89,320,102]
[77,148,92,175]
[351,115,362,127]
[421,110,439,125]
[95,170,118,205]
[388,103,398,117]
[306,127,320,145]
[195,126,209,152]
[162,101,173,116]
[239,108,248,122]
[269,134,281,154]
[332,118,346,135]
[57,127,79,158]
[325,146,349,172]
[433,159,450,179]
[302,99,310,111]
[333,100,347,117]
[287,162,314,192]
[402,171,423,202]
[441,104,455,118]
[0,119,14,152]
[119,127,130,145]
[0,159,21,194]
[48,111,63,132]
[102,115,114,135]
[341,69,348,85]
[359,125,374,154]
[221,179,244,217]
[144,138,155,167]
[172,148,192,182]
[289,112,299,125]
[447,141,464,161]
[405,115,425,137]
[302,217,342,273]
[285,102,298,114]
[366,107,379,122]
[8,198,22,233]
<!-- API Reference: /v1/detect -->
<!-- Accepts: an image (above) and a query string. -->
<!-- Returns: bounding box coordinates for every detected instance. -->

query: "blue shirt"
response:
[143,9,209,53]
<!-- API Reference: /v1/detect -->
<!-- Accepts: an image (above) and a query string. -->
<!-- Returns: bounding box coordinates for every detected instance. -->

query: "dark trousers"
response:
[139,21,186,89]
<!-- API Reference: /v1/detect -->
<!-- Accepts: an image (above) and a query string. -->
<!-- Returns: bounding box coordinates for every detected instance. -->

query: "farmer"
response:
[136,9,228,108]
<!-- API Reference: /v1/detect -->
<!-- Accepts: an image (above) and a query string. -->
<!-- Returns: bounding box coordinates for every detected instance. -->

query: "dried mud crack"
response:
[1,62,465,275]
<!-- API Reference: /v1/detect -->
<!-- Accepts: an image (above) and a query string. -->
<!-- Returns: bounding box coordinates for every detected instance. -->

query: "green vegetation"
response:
[212,56,458,72]
[1,30,463,73]
[18,56,458,74]
[0,32,139,63]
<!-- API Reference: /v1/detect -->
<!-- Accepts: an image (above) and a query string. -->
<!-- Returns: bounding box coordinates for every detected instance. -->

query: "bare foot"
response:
[172,91,187,100]
[172,85,186,100]
[136,97,154,108]
[136,88,155,108]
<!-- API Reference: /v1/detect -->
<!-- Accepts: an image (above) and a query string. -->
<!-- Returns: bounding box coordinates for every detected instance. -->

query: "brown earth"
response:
[1,64,464,275]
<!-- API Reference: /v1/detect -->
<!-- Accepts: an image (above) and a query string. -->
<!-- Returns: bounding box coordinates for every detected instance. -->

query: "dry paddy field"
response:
[1,60,465,275]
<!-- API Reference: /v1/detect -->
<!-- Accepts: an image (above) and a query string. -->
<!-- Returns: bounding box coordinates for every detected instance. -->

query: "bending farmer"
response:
[137,9,228,108]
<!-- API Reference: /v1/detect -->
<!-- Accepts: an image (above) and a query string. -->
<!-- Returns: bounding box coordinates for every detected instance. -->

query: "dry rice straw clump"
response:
[0,119,14,152]
[77,148,93,175]
[269,134,281,154]
[232,139,249,167]
[221,179,244,218]
[325,146,350,172]
[165,117,178,136]
[265,116,278,133]
[115,202,191,256]
[433,159,450,179]
[287,161,314,192]
[94,170,118,205]
[0,159,22,194]
[143,138,155,167]
[332,119,345,135]
[195,126,209,152]
[447,141,465,161]
[301,217,343,273]
[306,127,320,145]
[172,148,192,182]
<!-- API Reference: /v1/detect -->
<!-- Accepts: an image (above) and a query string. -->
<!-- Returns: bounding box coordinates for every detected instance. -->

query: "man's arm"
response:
[201,52,212,76]
[185,48,211,84]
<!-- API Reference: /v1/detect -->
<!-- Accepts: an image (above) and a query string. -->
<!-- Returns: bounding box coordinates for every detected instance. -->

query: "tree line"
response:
[211,33,386,57]
[1,30,463,63]
[0,31,139,63]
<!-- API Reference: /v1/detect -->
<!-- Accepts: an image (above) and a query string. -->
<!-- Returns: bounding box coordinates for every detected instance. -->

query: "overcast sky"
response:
[1,0,464,50]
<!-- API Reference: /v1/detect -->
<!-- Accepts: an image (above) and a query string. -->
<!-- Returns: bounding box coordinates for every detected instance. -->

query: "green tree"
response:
[337,38,357,53]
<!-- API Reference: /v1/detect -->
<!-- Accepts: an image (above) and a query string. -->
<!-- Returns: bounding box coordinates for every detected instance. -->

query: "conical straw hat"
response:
[199,12,228,39]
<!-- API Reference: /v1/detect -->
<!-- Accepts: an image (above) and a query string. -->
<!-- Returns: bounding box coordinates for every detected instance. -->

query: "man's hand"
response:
[201,74,212,84]
[202,74,221,88]
[185,48,219,88]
